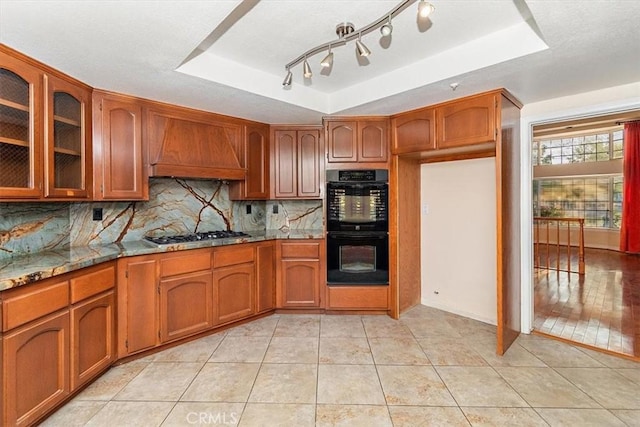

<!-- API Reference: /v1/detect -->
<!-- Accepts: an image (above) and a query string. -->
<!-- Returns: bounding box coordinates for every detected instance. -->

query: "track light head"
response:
[355,34,371,57]
[282,69,292,87]
[320,50,334,68]
[380,16,393,36]
[418,0,435,18]
[303,59,312,78]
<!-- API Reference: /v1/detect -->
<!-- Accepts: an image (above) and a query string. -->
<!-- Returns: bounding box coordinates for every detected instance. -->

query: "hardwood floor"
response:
[534,247,640,359]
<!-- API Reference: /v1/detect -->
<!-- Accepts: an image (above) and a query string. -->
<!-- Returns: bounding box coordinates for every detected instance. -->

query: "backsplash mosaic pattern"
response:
[0,178,323,259]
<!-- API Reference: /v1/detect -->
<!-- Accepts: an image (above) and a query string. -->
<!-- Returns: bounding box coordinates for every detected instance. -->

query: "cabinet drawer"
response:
[160,249,211,277]
[70,263,115,304]
[327,286,388,310]
[213,245,254,268]
[3,280,69,331]
[281,241,320,259]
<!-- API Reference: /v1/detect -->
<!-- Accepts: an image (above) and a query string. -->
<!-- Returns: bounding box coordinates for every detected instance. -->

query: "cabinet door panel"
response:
[280,260,320,307]
[273,130,297,198]
[297,130,321,198]
[256,242,275,313]
[436,94,496,148]
[160,271,213,343]
[71,291,115,389]
[94,93,146,200]
[3,311,69,427]
[245,125,269,199]
[327,121,357,163]
[359,120,388,162]
[0,50,43,199]
[391,109,436,154]
[213,263,254,325]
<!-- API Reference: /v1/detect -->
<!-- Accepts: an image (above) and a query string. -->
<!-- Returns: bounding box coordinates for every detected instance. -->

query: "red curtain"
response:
[620,121,640,253]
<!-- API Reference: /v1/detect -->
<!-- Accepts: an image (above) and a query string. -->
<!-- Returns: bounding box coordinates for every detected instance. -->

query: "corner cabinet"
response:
[271,126,323,199]
[436,92,497,149]
[0,45,92,201]
[92,91,148,200]
[391,108,436,154]
[276,239,324,308]
[230,123,270,200]
[325,118,389,166]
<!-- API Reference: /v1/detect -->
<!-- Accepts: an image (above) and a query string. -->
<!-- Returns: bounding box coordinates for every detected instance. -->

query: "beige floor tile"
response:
[319,337,373,364]
[536,408,627,426]
[418,337,487,366]
[468,340,547,367]
[263,337,318,363]
[40,400,107,427]
[162,402,244,426]
[575,347,640,368]
[226,315,279,336]
[369,336,430,365]
[517,336,605,368]
[114,362,203,401]
[151,333,224,362]
[388,406,470,427]
[248,363,317,404]
[496,367,599,408]
[555,367,640,409]
[461,407,548,426]
[316,404,392,427]
[377,365,456,406]
[239,403,315,427]
[611,410,640,426]
[317,364,386,405]
[436,366,528,407]
[208,336,270,363]
[75,361,149,401]
[181,363,260,402]
[320,315,366,337]
[616,368,640,385]
[444,317,496,340]
[362,315,413,338]
[274,315,320,337]
[401,316,463,338]
[85,401,174,427]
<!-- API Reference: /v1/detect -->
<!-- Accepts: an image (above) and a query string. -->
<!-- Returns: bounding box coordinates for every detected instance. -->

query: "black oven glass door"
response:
[327,232,388,285]
[326,182,388,231]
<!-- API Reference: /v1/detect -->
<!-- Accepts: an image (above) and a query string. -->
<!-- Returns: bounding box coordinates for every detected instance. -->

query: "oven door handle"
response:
[328,232,388,240]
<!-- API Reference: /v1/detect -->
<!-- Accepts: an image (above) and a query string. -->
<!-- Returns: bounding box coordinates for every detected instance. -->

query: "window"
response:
[533,129,623,165]
[533,176,623,229]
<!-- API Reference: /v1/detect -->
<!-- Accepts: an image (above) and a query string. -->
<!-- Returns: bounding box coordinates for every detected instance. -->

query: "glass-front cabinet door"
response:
[44,74,91,198]
[0,51,43,198]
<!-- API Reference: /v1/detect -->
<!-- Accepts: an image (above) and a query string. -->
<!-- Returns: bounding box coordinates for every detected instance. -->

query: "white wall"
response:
[520,81,640,333]
[420,157,497,325]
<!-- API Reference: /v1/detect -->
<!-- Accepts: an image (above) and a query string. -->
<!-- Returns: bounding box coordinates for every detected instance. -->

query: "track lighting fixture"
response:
[418,0,435,18]
[380,16,393,36]
[355,33,371,57]
[281,0,435,87]
[303,58,312,78]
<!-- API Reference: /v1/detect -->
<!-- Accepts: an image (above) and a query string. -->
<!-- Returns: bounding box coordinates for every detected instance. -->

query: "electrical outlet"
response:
[272,204,279,214]
[92,208,103,221]
[246,204,252,214]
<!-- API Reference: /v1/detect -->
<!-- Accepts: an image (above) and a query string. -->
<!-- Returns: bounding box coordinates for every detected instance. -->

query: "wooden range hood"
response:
[147,110,246,180]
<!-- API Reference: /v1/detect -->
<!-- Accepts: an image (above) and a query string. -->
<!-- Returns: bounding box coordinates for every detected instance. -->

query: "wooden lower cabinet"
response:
[326,286,388,310]
[277,240,324,308]
[3,311,70,427]
[117,256,159,357]
[213,263,255,325]
[70,291,115,390]
[160,271,213,343]
[256,242,275,313]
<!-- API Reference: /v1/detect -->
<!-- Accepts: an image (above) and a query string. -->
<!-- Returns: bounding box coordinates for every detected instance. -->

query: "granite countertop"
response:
[0,229,324,291]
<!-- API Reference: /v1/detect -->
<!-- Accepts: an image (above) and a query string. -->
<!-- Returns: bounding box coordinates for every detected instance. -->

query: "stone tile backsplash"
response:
[0,178,323,258]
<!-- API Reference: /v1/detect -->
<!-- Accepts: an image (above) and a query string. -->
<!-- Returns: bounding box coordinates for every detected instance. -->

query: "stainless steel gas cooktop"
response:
[144,230,250,245]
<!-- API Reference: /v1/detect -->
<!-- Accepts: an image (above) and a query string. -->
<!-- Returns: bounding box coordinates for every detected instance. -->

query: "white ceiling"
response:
[0,0,638,125]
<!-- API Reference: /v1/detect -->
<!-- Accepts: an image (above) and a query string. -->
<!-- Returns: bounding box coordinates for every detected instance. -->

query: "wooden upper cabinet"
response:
[272,127,322,199]
[326,119,388,164]
[43,74,91,199]
[230,123,269,200]
[391,108,436,154]
[436,93,497,149]
[92,91,147,200]
[327,121,357,163]
[0,50,43,199]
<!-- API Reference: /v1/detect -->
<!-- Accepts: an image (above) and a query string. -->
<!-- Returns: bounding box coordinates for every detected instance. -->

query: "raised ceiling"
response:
[0,0,638,124]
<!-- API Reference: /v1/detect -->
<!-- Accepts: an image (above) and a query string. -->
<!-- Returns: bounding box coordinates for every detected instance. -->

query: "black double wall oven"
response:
[326,169,389,286]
